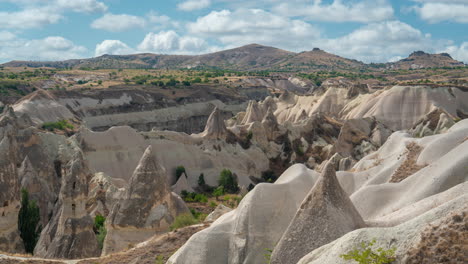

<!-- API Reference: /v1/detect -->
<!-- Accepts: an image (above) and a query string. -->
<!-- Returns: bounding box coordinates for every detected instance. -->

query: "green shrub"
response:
[170,214,199,231]
[181,192,208,203]
[155,255,164,264]
[340,239,396,264]
[209,201,217,208]
[96,225,107,249]
[41,119,74,131]
[198,173,206,186]
[261,170,277,183]
[212,186,224,200]
[264,248,273,263]
[175,166,186,181]
[190,208,207,221]
[93,215,107,249]
[18,189,42,253]
[218,169,239,193]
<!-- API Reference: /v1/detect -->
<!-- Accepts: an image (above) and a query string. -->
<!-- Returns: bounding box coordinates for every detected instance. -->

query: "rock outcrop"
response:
[199,107,228,139]
[0,107,24,253]
[34,151,100,259]
[410,107,456,137]
[103,146,189,255]
[18,156,52,227]
[171,174,195,195]
[204,204,232,222]
[241,100,264,124]
[270,161,365,264]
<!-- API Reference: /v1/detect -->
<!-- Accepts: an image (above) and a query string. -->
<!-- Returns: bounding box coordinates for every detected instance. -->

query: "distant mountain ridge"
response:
[1,44,465,71]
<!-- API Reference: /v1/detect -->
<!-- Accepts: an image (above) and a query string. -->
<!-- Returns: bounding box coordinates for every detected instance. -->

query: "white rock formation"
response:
[270,161,365,264]
[204,204,232,222]
[167,165,321,264]
[102,146,189,255]
[171,174,195,195]
[168,119,468,264]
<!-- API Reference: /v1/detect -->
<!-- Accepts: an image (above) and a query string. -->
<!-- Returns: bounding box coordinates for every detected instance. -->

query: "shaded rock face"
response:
[18,156,53,228]
[103,146,189,255]
[199,107,228,139]
[171,174,194,195]
[34,151,100,259]
[270,161,365,264]
[410,107,456,137]
[0,108,24,253]
[334,118,392,161]
[242,100,265,124]
[261,107,279,140]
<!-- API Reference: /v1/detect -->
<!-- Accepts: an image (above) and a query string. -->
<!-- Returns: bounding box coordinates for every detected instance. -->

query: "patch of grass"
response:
[170,213,199,231]
[41,119,74,131]
[181,191,208,203]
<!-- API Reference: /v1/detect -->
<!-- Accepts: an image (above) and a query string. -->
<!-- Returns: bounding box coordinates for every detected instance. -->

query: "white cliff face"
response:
[102,146,189,256]
[80,126,270,188]
[168,119,468,264]
[232,85,468,132]
[34,149,100,259]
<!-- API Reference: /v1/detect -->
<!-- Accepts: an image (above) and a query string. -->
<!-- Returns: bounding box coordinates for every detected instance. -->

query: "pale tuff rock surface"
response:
[18,156,53,227]
[12,89,74,125]
[81,126,269,189]
[343,85,468,130]
[204,204,232,222]
[261,107,279,140]
[410,107,456,137]
[0,108,24,253]
[169,119,468,264]
[241,100,265,124]
[235,85,468,131]
[297,195,468,264]
[198,107,228,139]
[270,161,365,264]
[103,146,189,255]
[34,150,100,259]
[171,174,194,195]
[167,164,320,264]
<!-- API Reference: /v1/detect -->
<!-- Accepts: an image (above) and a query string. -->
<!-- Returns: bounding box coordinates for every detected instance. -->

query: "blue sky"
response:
[0,0,467,63]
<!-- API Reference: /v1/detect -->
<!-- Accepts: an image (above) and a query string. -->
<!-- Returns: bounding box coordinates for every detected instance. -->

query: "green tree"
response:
[218,169,239,193]
[18,189,42,253]
[175,166,186,180]
[198,173,206,187]
[340,239,396,264]
[212,186,224,201]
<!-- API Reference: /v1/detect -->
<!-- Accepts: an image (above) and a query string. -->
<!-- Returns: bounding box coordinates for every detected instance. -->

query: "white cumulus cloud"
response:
[442,42,468,63]
[0,8,63,29]
[0,35,87,62]
[95,40,135,56]
[56,0,107,13]
[91,13,147,32]
[187,9,321,51]
[177,0,211,11]
[273,0,394,23]
[137,31,212,54]
[316,20,447,63]
[412,1,468,23]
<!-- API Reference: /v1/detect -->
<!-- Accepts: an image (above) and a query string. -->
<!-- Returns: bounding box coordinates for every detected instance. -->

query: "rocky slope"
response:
[390,51,465,70]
